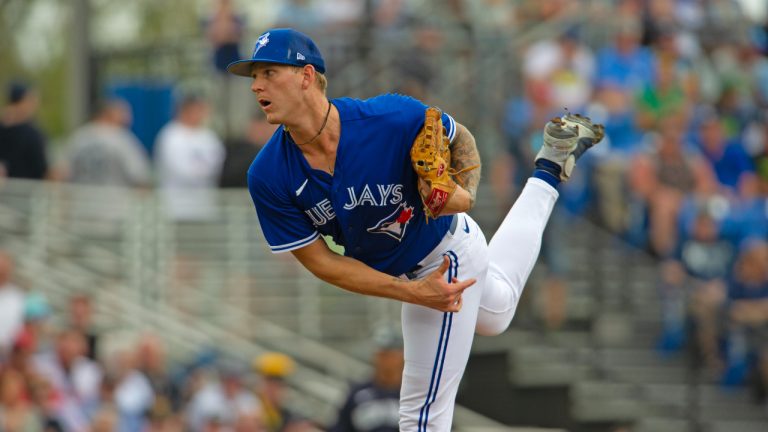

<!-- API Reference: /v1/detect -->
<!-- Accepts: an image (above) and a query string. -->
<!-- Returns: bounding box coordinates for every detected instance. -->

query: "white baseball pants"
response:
[399,178,559,431]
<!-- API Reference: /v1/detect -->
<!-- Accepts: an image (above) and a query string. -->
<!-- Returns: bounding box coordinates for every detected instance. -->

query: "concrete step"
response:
[705,419,768,432]
[571,397,646,423]
[698,402,768,422]
[604,364,690,385]
[598,348,686,369]
[633,417,690,432]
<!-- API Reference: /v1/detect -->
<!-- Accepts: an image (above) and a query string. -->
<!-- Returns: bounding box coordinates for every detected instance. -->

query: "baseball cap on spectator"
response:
[252,352,295,379]
[373,327,403,350]
[7,81,30,104]
[561,24,581,41]
[24,293,51,321]
[13,327,36,352]
[227,28,325,77]
[218,358,248,380]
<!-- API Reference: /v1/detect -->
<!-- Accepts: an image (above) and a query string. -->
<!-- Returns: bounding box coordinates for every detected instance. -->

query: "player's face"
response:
[250,63,304,124]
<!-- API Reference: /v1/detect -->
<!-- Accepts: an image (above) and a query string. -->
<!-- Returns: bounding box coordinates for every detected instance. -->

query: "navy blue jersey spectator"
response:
[0,82,49,179]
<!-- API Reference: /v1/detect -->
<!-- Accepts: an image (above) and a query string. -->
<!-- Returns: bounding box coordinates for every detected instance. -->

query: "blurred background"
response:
[1,0,768,431]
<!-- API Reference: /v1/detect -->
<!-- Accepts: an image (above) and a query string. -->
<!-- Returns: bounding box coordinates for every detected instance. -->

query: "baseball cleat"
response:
[536,113,604,181]
[562,112,605,143]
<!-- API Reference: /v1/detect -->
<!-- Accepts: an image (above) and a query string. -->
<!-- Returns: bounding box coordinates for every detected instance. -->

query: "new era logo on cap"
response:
[226,28,326,77]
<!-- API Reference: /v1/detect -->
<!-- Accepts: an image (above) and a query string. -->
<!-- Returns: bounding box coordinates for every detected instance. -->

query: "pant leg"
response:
[476,177,559,336]
[399,216,488,431]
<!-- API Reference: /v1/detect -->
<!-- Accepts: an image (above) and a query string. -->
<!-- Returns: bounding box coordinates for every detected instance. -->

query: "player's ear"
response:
[300,65,316,90]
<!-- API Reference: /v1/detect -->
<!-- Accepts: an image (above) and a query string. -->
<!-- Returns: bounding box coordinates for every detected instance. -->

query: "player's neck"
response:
[286,98,338,153]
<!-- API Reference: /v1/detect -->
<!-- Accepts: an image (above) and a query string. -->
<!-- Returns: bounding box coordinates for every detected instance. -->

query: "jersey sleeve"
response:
[390,94,458,144]
[441,111,457,143]
[247,170,319,253]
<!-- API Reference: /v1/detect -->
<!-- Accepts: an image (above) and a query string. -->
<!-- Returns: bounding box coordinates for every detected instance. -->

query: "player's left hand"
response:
[408,256,475,312]
[417,179,472,217]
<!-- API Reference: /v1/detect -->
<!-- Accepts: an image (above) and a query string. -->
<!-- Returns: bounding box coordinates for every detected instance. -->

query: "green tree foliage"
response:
[1,0,209,140]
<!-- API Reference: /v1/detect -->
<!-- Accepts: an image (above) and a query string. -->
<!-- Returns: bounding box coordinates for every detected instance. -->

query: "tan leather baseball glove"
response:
[410,107,477,220]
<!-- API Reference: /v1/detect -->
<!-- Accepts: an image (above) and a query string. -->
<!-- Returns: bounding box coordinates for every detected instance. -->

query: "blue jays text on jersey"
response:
[247,94,458,276]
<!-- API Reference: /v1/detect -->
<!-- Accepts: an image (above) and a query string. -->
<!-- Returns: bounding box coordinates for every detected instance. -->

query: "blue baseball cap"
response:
[227,28,326,76]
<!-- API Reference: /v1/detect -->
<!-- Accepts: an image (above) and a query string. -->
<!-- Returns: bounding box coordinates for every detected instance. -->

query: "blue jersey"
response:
[247,94,457,276]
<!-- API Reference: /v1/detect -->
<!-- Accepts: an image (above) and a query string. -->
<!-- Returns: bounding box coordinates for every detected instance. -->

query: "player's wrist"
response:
[441,185,471,215]
[402,280,423,305]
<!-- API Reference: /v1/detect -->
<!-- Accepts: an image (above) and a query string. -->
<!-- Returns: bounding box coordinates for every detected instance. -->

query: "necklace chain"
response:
[290,100,332,147]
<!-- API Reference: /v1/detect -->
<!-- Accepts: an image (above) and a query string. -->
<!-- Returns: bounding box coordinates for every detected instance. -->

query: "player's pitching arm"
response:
[417,122,482,215]
[291,239,475,312]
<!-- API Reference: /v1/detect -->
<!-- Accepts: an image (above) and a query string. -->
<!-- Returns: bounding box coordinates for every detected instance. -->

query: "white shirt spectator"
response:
[187,380,261,432]
[0,282,24,354]
[33,350,103,432]
[155,120,225,221]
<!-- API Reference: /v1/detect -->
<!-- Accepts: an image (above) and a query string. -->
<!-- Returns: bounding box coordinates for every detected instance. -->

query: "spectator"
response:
[102,339,154,432]
[89,408,118,432]
[464,0,517,36]
[136,334,178,411]
[32,329,102,432]
[205,0,244,76]
[155,94,225,222]
[274,0,323,32]
[695,112,755,195]
[0,251,25,356]
[646,21,700,99]
[144,397,183,432]
[634,57,690,132]
[7,327,36,378]
[522,27,595,113]
[220,112,276,188]
[6,294,50,388]
[658,204,735,367]
[330,333,403,432]
[723,240,768,395]
[252,352,312,432]
[707,36,761,139]
[19,293,52,357]
[314,0,363,31]
[67,294,98,361]
[626,114,716,256]
[594,17,657,96]
[66,98,151,188]
[0,368,44,431]
[186,360,262,432]
[588,82,647,233]
[204,0,248,136]
[750,27,768,109]
[0,81,49,180]
[394,19,445,102]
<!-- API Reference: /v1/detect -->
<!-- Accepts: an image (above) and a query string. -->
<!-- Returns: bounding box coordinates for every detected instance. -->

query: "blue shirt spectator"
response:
[594,19,657,93]
[696,115,754,191]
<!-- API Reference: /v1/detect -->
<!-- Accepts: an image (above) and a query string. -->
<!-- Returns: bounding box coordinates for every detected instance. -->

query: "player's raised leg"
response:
[399,216,489,431]
[476,114,604,336]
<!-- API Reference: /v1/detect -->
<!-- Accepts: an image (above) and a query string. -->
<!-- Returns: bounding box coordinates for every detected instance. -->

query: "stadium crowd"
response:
[0,248,323,432]
[492,0,768,407]
[2,0,768,429]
